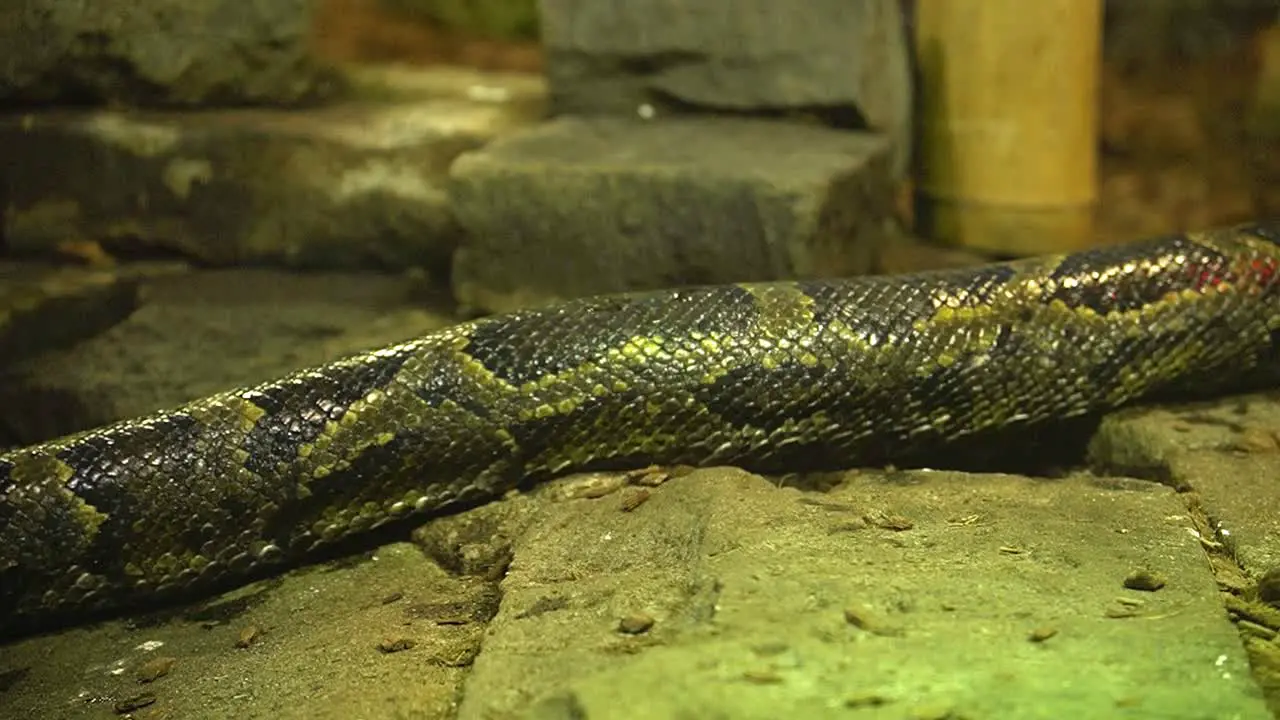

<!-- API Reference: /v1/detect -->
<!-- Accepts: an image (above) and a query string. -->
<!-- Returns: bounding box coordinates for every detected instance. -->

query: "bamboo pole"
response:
[913,0,1103,255]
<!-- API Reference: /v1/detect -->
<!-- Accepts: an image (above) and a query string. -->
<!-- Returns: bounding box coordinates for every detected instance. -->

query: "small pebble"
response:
[619,489,651,512]
[135,656,176,684]
[1257,566,1280,607]
[618,613,656,635]
[1123,570,1167,592]
[114,692,157,714]
[557,473,626,500]
[1105,605,1141,619]
[842,605,903,636]
[625,466,672,486]
[864,510,914,531]
[377,637,417,654]
[1233,427,1279,453]
[845,691,893,708]
[742,669,783,685]
[235,625,264,649]
[1027,626,1058,643]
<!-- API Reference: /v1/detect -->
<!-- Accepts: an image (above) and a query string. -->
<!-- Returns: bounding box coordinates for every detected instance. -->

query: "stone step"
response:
[0,69,545,272]
[539,0,912,178]
[0,0,340,107]
[0,265,452,448]
[449,115,896,314]
[1089,392,1280,708]
[456,467,1269,720]
[0,264,140,367]
[0,464,1269,718]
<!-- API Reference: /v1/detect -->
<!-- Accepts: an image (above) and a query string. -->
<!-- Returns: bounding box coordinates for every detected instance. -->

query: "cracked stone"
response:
[1089,395,1280,576]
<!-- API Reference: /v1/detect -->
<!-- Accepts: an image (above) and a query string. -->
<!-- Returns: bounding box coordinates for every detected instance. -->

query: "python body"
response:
[4,223,1280,637]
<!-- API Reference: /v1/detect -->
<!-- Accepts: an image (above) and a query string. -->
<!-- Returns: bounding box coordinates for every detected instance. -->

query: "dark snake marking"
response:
[4,222,1280,638]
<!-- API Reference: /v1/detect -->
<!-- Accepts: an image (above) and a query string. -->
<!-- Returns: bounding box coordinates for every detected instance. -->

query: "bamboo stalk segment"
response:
[913,0,1103,255]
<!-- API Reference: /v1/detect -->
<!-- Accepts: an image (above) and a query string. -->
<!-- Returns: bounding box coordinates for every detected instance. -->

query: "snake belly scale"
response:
[4,223,1280,636]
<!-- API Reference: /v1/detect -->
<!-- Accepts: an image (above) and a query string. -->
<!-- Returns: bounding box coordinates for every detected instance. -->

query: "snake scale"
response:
[4,222,1280,638]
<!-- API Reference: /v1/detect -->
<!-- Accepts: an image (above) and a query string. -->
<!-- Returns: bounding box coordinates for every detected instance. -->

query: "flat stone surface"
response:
[0,0,341,107]
[1089,394,1280,714]
[539,0,912,176]
[0,69,545,271]
[1090,394,1280,576]
[449,116,895,314]
[459,469,1263,719]
[0,541,483,720]
[0,264,140,368]
[0,466,1267,719]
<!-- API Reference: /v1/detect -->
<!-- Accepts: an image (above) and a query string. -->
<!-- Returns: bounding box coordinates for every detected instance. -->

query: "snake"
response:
[3,222,1280,638]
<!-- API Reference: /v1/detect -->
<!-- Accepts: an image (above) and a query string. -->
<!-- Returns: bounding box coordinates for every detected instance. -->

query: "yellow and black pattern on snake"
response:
[4,222,1280,636]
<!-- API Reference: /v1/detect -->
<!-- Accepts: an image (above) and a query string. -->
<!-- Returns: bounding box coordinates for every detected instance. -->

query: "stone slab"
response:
[0,0,341,107]
[0,264,139,368]
[1,465,1267,718]
[539,0,912,176]
[457,468,1267,719]
[0,266,453,447]
[0,74,544,271]
[448,115,895,314]
[1089,393,1280,712]
[0,541,486,720]
[1089,393,1280,577]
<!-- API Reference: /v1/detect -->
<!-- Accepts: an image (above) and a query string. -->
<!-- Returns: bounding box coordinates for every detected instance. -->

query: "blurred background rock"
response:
[7,0,1280,357]
[309,0,1280,246]
[314,0,543,71]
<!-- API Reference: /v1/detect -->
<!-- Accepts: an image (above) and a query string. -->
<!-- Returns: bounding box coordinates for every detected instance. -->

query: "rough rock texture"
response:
[0,264,139,367]
[0,465,1269,719]
[1089,394,1280,576]
[0,259,1277,717]
[0,0,341,107]
[539,0,912,176]
[0,266,452,448]
[449,115,896,314]
[1087,393,1280,712]
[457,468,1264,719]
[0,70,545,270]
